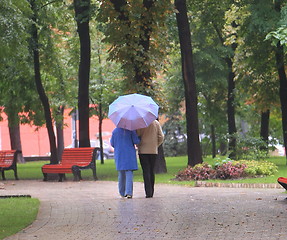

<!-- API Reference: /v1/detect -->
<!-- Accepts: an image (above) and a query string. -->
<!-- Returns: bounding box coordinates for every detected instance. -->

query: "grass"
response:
[2,155,287,186]
[1,155,286,239]
[0,197,39,240]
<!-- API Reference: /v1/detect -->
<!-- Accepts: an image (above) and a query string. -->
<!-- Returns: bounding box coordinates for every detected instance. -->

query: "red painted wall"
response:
[0,109,116,156]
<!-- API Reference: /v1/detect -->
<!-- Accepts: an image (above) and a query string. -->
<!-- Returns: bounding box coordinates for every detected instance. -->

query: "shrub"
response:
[162,119,187,157]
[214,161,246,179]
[231,134,269,161]
[238,160,278,176]
[176,163,216,181]
[175,159,278,181]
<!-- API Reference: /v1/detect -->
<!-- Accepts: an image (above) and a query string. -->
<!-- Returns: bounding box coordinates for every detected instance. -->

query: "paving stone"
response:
[1,180,287,240]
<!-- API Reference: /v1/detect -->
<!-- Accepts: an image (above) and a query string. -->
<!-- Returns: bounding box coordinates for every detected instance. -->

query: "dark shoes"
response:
[146,195,153,198]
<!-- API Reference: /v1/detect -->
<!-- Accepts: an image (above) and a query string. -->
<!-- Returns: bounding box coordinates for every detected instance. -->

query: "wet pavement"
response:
[1,180,287,240]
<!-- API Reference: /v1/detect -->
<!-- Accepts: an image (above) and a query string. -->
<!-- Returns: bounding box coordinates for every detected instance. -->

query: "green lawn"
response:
[2,155,287,186]
[0,197,39,240]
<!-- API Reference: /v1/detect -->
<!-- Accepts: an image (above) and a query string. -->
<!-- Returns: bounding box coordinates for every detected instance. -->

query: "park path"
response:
[1,180,287,240]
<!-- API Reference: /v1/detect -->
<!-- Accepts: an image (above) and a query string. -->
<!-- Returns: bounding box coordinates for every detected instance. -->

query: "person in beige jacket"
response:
[137,120,164,198]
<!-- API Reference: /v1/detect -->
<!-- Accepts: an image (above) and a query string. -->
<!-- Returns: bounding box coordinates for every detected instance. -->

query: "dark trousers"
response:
[139,154,157,197]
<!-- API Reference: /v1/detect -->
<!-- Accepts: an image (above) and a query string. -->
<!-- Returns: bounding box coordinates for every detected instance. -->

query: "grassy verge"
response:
[2,155,287,186]
[0,197,39,240]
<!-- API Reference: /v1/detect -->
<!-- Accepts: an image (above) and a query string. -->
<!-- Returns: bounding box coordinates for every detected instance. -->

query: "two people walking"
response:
[110,120,164,199]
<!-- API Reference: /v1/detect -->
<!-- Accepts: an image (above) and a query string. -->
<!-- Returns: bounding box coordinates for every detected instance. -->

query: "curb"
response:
[195,181,284,189]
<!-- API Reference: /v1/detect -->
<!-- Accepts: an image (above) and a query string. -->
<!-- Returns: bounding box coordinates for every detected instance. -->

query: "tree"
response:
[29,0,58,164]
[99,0,170,95]
[0,0,33,162]
[90,32,125,163]
[174,0,202,166]
[273,0,287,158]
[235,0,286,157]
[99,0,171,172]
[74,0,91,147]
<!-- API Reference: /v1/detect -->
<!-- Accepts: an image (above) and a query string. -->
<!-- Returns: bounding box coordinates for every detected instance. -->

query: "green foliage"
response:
[162,117,187,157]
[0,0,31,58]
[89,30,125,119]
[97,0,172,92]
[232,134,269,161]
[238,160,278,176]
[175,163,215,181]
[0,197,39,239]
[175,161,246,181]
[175,158,278,181]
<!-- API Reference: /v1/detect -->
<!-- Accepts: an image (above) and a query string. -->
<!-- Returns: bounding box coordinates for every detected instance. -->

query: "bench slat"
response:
[42,147,99,181]
[0,150,20,180]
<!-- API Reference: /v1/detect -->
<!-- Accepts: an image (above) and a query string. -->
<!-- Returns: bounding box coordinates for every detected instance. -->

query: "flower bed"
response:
[175,160,278,181]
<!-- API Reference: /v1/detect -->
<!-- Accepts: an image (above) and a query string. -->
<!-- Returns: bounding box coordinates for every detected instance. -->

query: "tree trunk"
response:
[274,1,287,160]
[56,106,65,161]
[226,58,237,159]
[275,43,287,158]
[134,0,153,89]
[155,144,167,173]
[260,110,270,150]
[211,124,216,158]
[110,0,167,170]
[175,0,203,167]
[212,22,237,159]
[7,111,24,163]
[219,141,227,156]
[98,102,104,164]
[74,0,91,148]
[30,0,58,164]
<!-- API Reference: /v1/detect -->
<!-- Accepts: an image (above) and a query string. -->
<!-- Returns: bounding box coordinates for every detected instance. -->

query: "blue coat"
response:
[110,128,140,171]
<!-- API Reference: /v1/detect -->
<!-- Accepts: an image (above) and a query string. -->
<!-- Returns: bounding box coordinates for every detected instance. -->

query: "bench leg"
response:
[72,166,81,181]
[1,170,6,181]
[14,169,19,180]
[92,167,98,180]
[43,173,48,181]
[59,174,65,182]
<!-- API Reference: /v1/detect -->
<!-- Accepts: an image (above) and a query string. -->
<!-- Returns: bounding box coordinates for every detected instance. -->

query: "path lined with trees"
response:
[1,0,287,168]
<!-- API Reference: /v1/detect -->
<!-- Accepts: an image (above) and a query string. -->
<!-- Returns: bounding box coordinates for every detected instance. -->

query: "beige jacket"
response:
[137,120,164,154]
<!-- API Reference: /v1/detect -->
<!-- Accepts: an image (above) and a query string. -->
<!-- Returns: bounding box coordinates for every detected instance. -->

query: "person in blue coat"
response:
[110,127,140,198]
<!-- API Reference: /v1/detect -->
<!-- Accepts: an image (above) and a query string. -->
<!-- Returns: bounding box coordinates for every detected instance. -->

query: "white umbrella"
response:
[108,93,159,130]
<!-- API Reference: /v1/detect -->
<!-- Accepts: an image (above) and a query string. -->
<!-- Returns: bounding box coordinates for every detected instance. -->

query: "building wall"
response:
[0,110,115,156]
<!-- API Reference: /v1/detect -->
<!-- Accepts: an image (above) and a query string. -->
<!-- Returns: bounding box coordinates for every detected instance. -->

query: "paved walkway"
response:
[1,180,287,240]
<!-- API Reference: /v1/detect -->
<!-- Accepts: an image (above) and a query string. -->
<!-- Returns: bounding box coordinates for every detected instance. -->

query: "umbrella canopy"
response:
[108,93,159,130]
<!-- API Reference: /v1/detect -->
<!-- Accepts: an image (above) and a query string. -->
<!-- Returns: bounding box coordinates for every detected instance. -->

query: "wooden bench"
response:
[0,150,21,180]
[278,177,287,190]
[42,147,99,181]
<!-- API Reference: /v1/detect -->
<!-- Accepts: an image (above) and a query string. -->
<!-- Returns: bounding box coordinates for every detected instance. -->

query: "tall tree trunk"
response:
[175,0,203,166]
[212,22,237,159]
[274,1,287,160]
[96,50,105,164]
[98,102,104,164]
[260,110,270,150]
[226,58,237,159]
[134,0,153,89]
[219,141,227,155]
[6,111,24,163]
[74,0,91,147]
[110,0,167,170]
[56,106,65,161]
[211,124,216,158]
[275,42,287,158]
[30,0,58,164]
[155,144,167,173]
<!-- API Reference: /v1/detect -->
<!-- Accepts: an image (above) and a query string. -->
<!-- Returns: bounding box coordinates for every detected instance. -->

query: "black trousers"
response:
[139,154,157,197]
